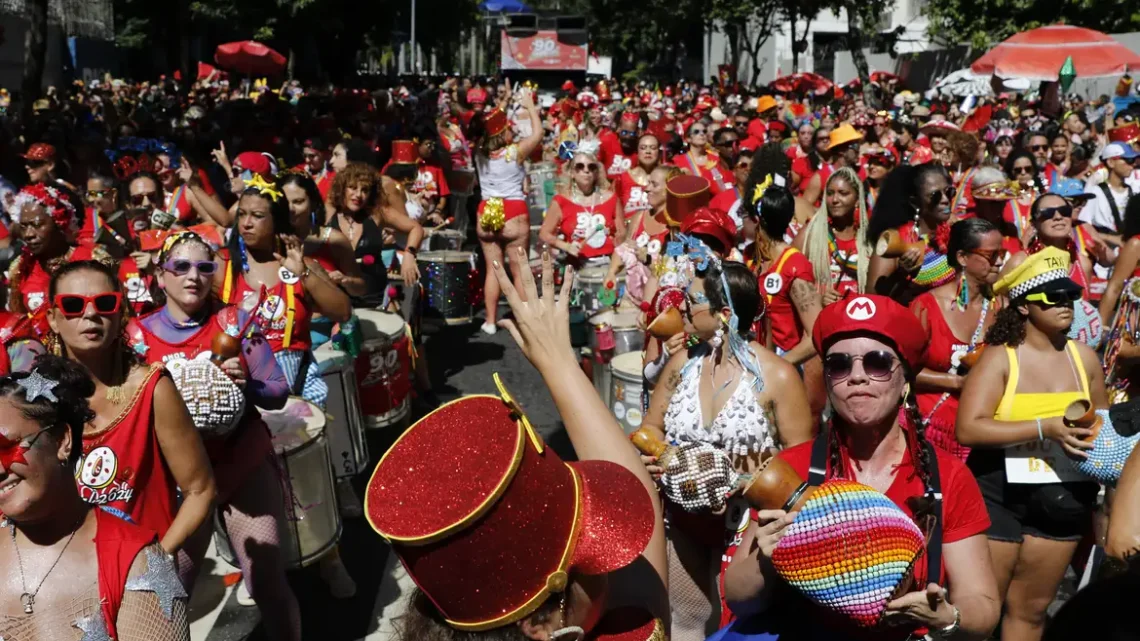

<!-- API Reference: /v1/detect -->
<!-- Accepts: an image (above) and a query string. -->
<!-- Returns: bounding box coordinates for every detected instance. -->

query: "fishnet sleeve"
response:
[116,544,190,641]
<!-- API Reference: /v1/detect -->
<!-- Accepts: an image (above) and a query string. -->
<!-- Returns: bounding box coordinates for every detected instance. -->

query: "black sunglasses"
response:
[1013,165,1034,175]
[1030,144,1049,152]
[928,186,956,206]
[130,191,161,207]
[1036,204,1073,221]
[618,129,638,137]
[573,162,599,173]
[823,350,900,382]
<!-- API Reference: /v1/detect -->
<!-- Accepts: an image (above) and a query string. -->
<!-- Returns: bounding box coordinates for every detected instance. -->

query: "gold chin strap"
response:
[493,372,543,454]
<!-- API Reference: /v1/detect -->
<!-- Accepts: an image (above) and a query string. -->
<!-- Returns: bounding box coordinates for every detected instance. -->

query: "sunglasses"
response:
[53,292,123,318]
[25,160,48,169]
[823,350,900,382]
[85,189,113,202]
[735,160,751,170]
[1036,204,1073,221]
[618,129,638,137]
[1025,290,1079,307]
[867,156,893,167]
[690,129,707,136]
[734,121,749,128]
[573,162,599,173]
[302,152,322,160]
[163,259,217,276]
[928,186,956,206]
[1030,144,1049,152]
[969,248,1004,265]
[1012,165,1034,175]
[0,426,54,470]
[130,191,161,207]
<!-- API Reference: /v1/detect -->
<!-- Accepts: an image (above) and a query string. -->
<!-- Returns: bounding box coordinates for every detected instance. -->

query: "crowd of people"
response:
[0,68,1139,641]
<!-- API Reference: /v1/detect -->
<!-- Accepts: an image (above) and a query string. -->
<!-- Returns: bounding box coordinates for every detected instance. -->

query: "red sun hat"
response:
[390,140,418,165]
[681,207,737,254]
[21,142,56,162]
[365,378,654,632]
[811,295,927,371]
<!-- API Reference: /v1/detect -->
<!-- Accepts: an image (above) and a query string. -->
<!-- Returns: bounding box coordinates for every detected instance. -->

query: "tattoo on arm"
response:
[666,370,681,391]
[790,279,821,313]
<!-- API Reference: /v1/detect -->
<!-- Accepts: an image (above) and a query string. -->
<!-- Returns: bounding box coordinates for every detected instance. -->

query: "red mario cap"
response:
[366,376,654,632]
[811,295,926,371]
[681,207,737,254]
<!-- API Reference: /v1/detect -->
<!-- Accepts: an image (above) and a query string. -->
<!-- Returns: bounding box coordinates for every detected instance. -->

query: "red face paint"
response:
[0,433,30,470]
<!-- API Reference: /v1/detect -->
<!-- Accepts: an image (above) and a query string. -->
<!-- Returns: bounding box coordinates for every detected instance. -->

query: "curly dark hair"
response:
[984,305,1027,346]
[1003,150,1046,194]
[740,142,791,221]
[1,354,96,467]
[865,163,949,245]
[946,131,980,167]
[396,588,560,641]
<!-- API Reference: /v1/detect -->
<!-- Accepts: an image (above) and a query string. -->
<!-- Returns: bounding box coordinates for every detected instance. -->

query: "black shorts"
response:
[973,466,1098,542]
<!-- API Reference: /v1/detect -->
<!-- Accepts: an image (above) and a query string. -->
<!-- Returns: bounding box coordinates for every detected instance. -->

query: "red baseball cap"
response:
[811,295,926,371]
[21,143,56,162]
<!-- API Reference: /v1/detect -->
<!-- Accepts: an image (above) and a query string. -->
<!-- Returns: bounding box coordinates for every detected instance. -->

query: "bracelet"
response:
[1037,418,1044,441]
[405,246,419,257]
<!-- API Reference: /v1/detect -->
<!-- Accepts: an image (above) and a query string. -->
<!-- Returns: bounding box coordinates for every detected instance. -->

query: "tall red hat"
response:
[1109,122,1140,145]
[484,109,509,137]
[660,175,711,227]
[467,87,487,105]
[390,140,418,165]
[811,295,926,371]
[366,376,654,632]
[681,206,737,253]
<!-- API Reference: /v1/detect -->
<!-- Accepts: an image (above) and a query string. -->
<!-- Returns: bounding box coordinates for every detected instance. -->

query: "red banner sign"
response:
[501,31,587,71]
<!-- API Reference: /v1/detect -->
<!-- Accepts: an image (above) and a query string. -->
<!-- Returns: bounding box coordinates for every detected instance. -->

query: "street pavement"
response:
[190,313,572,641]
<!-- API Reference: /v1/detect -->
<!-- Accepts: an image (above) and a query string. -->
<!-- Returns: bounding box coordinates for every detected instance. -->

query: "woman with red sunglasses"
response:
[7,184,114,316]
[44,260,216,583]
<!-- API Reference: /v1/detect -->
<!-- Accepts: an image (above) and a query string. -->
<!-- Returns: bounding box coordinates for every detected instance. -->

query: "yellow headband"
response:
[243,174,283,202]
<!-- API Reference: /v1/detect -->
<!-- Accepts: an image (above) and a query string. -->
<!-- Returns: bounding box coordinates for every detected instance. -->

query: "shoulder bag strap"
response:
[924,440,944,586]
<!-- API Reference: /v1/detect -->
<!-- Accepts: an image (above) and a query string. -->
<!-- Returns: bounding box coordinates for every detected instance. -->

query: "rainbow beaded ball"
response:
[1074,409,1140,484]
[771,479,925,627]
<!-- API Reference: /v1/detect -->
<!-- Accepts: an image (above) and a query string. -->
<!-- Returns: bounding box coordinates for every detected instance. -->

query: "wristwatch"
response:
[931,605,961,639]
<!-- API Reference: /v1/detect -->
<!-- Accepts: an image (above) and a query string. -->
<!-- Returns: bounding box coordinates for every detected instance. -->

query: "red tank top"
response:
[77,365,175,538]
[17,243,96,313]
[759,247,815,352]
[220,262,313,352]
[617,171,651,214]
[554,193,619,259]
[95,508,157,641]
[910,292,978,461]
[630,214,670,257]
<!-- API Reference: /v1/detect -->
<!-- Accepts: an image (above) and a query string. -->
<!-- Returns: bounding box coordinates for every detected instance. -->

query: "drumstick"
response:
[235,285,268,338]
[426,217,455,234]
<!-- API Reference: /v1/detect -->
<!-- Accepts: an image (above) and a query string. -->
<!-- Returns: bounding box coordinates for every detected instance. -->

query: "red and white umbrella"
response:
[771,72,833,96]
[844,71,902,89]
[971,25,1140,81]
[214,41,286,77]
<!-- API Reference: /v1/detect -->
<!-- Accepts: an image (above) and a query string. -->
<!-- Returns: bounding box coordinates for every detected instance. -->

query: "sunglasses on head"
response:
[53,292,123,318]
[1025,289,1078,307]
[573,162,599,173]
[1036,204,1073,221]
[130,191,160,207]
[823,350,900,382]
[163,259,217,276]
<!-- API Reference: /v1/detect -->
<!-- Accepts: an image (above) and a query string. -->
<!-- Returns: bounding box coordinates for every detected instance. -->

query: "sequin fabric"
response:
[771,479,925,628]
[664,357,775,458]
[1075,409,1140,484]
[570,460,655,575]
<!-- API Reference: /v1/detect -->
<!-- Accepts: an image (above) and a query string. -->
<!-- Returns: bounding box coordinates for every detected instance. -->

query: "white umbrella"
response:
[933,68,1031,97]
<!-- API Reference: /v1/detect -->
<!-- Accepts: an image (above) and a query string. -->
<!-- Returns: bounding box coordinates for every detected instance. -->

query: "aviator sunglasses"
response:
[823,350,900,382]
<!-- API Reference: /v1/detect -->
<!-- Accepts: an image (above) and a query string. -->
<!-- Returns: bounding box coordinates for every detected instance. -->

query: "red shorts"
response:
[477,198,529,222]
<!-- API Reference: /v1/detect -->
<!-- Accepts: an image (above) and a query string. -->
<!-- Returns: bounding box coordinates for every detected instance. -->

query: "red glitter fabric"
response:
[365,392,655,630]
[588,607,664,641]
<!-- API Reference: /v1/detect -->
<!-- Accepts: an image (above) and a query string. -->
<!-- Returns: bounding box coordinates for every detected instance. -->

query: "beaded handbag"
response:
[1072,407,1140,484]
[165,357,246,437]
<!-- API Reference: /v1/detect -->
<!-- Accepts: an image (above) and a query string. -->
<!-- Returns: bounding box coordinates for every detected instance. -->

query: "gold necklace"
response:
[105,351,127,406]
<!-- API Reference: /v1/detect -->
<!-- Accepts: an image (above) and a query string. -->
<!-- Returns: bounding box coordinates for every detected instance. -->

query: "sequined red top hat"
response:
[660,175,711,228]
[484,109,510,137]
[812,294,927,371]
[1109,122,1140,145]
[390,140,418,165]
[681,207,737,254]
[365,375,654,632]
[21,142,56,162]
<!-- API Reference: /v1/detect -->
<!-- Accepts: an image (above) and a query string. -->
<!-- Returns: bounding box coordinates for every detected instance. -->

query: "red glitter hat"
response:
[21,142,56,162]
[811,295,926,371]
[659,174,711,227]
[467,87,487,105]
[390,140,417,164]
[1109,122,1140,145]
[365,376,654,632]
[681,207,737,253]
[484,109,509,137]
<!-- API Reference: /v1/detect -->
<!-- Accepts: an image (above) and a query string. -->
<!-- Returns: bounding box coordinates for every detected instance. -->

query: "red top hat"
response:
[391,140,418,164]
[21,142,56,162]
[467,87,487,105]
[660,175,711,227]
[484,109,510,137]
[366,376,654,632]
[620,111,640,128]
[682,207,737,253]
[1109,122,1140,145]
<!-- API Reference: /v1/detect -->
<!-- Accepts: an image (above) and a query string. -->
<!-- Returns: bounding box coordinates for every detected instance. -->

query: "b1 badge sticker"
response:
[763,273,784,295]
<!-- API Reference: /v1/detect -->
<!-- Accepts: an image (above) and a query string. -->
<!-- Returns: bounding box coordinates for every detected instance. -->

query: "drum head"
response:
[262,398,327,454]
[611,351,643,378]
[313,345,351,374]
[418,250,473,263]
[577,264,609,282]
[356,310,407,342]
[612,311,640,329]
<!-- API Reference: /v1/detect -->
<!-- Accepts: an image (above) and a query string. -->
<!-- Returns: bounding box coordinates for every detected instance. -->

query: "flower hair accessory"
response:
[243,174,283,202]
[18,369,59,403]
[751,175,774,205]
[10,183,76,231]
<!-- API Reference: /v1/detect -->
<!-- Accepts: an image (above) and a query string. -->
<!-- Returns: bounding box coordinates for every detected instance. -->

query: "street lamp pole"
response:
[410,0,417,74]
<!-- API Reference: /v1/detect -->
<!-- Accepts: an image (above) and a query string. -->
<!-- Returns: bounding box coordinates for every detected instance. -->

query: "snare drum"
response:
[355,310,412,429]
[314,346,368,478]
[422,229,464,252]
[418,250,475,325]
[574,263,624,314]
[609,352,645,435]
[214,397,341,569]
[588,310,644,356]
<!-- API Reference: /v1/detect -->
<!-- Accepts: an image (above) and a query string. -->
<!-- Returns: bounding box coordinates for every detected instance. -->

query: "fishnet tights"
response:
[666,525,721,641]
[179,455,302,641]
[0,545,190,641]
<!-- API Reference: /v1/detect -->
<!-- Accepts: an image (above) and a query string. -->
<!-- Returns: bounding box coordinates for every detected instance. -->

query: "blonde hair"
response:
[558,151,610,197]
[802,166,872,292]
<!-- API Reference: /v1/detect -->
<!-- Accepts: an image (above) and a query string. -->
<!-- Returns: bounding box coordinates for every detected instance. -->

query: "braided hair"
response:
[803,167,872,292]
[0,354,96,468]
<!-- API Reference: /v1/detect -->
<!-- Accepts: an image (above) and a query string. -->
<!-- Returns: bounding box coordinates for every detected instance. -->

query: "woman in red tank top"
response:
[43,261,216,571]
[538,151,625,264]
[8,183,114,315]
[909,218,1003,461]
[0,355,189,641]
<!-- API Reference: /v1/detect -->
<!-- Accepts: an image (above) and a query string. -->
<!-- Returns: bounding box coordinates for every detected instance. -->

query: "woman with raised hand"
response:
[0,354,190,641]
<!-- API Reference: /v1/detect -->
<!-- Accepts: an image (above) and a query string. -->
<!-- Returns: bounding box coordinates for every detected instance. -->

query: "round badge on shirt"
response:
[764,273,784,295]
[279,266,300,284]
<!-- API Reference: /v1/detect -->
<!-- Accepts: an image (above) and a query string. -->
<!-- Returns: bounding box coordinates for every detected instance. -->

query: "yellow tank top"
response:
[995,341,1090,421]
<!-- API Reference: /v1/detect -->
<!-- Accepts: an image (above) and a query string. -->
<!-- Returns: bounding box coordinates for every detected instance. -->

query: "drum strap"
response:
[222,263,235,303]
[282,281,297,348]
[291,349,311,397]
[764,248,799,304]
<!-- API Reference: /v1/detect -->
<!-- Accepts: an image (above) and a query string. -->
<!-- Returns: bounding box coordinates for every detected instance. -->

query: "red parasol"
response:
[971,25,1140,81]
[197,62,222,81]
[843,71,902,89]
[771,72,833,96]
[214,41,286,77]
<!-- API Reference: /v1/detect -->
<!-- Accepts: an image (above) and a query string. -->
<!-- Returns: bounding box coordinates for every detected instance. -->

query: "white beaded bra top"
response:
[664,355,775,458]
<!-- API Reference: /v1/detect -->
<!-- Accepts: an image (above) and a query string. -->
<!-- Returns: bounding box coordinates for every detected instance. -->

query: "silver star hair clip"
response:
[18,370,59,403]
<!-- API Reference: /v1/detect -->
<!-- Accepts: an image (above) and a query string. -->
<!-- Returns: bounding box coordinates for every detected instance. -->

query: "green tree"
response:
[708,0,783,86]
[923,0,1140,50]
